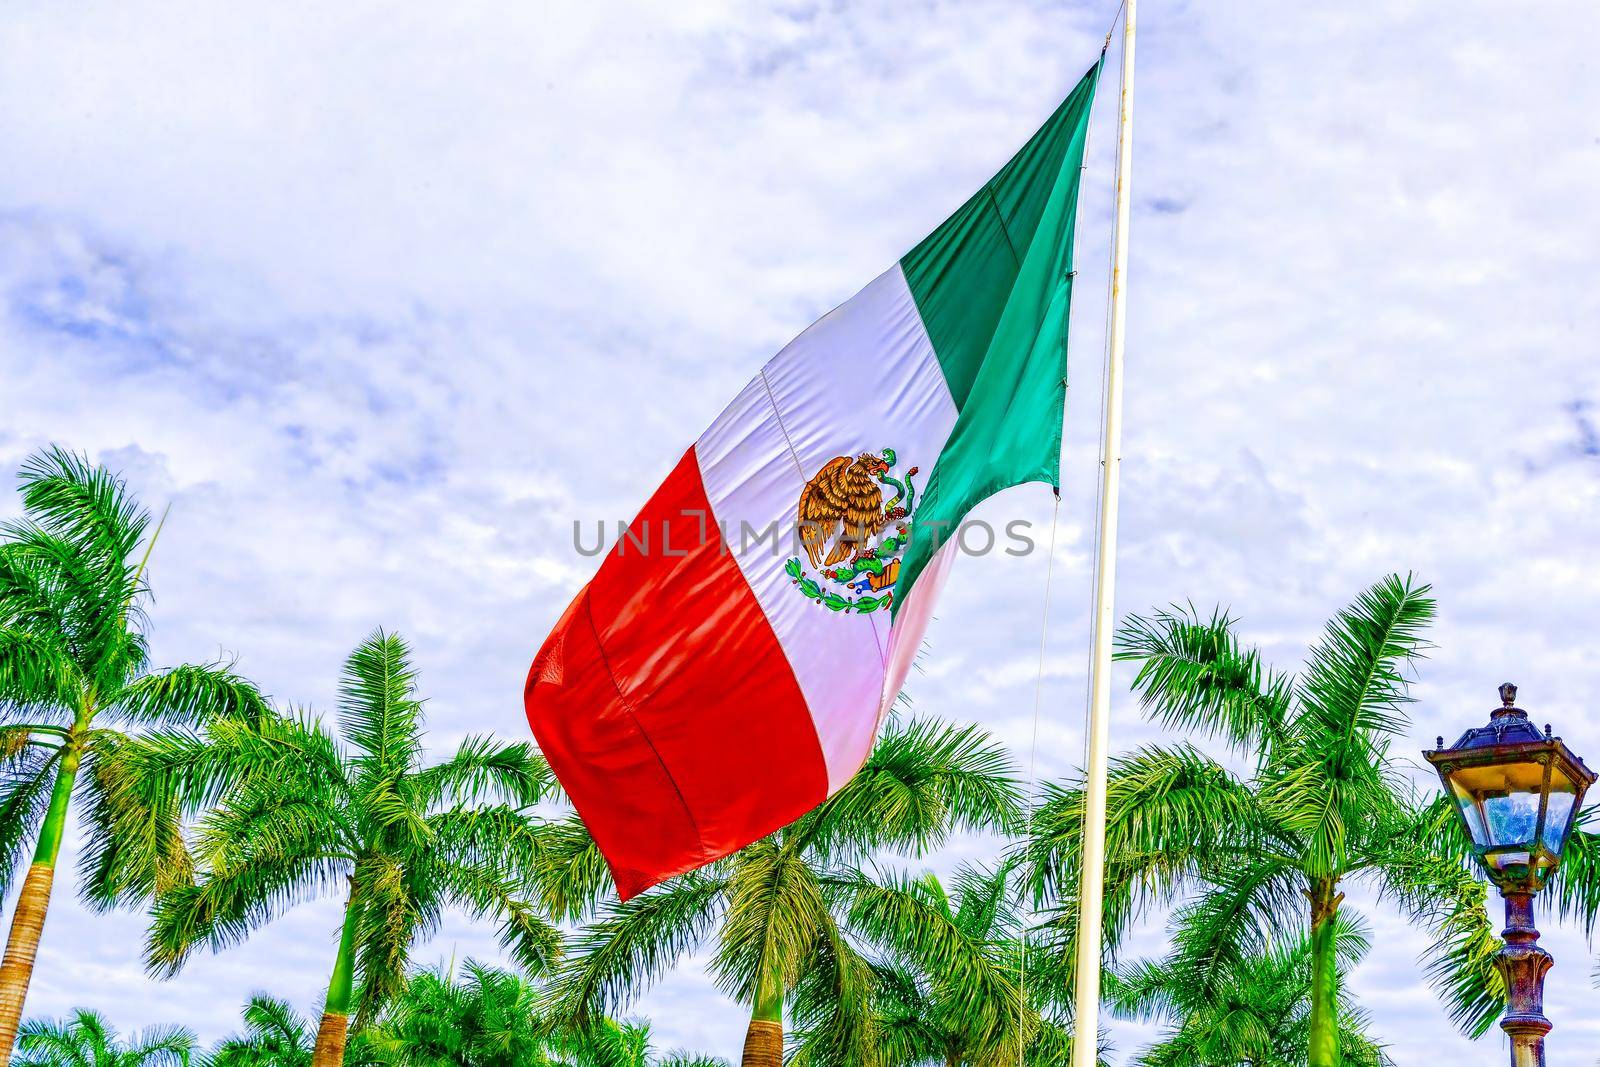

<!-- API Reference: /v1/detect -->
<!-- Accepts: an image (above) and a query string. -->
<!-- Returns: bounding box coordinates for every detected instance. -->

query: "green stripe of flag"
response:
[894,58,1102,616]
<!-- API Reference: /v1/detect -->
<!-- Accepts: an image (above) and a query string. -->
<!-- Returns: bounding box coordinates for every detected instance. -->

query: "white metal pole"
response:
[1070,0,1135,1063]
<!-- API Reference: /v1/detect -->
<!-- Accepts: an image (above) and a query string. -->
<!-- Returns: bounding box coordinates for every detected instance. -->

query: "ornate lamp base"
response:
[1497,892,1553,1067]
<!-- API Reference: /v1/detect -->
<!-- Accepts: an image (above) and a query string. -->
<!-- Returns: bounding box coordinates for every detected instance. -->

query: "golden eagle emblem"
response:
[784,448,918,614]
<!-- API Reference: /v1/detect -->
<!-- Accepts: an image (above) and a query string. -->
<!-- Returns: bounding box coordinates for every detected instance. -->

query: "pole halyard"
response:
[1070,1,1135,1063]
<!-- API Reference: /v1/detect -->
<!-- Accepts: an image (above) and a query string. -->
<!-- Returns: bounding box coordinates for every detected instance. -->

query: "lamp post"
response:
[1424,683,1596,1067]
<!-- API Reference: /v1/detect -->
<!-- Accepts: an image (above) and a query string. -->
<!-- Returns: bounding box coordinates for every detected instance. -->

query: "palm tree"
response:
[553,1019,728,1067]
[207,995,313,1067]
[1105,895,1390,1066]
[553,719,1022,1067]
[371,960,728,1067]
[139,630,560,1067]
[1028,574,1501,1067]
[206,995,381,1067]
[791,862,1088,1067]
[15,1010,193,1067]
[208,996,325,1067]
[0,447,269,1059]
[367,961,548,1067]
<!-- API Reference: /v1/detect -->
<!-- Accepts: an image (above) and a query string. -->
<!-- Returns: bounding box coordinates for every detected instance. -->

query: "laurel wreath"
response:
[783,529,909,614]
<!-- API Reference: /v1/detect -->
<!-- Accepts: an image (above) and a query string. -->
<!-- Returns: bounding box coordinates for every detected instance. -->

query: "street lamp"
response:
[1424,683,1596,1067]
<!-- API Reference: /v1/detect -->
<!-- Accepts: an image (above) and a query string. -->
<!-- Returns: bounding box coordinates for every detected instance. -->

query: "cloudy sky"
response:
[3,0,1598,1061]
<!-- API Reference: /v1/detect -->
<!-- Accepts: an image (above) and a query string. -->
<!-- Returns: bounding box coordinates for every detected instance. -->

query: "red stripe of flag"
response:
[524,447,828,899]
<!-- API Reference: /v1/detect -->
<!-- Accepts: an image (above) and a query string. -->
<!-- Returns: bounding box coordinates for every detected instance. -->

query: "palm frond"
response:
[552,874,727,1022]
[784,918,884,1067]
[529,812,611,923]
[949,860,1014,941]
[1262,577,1433,880]
[195,775,350,877]
[559,1016,653,1067]
[1104,955,1184,1024]
[411,736,552,810]
[241,993,313,1041]
[183,713,353,858]
[842,869,1019,1059]
[1026,1017,1109,1067]
[1161,860,1305,1009]
[17,446,151,576]
[121,1024,197,1067]
[426,805,547,881]
[1114,911,1379,1067]
[359,775,433,853]
[209,993,312,1067]
[436,858,565,988]
[338,629,423,782]
[0,626,79,714]
[104,707,344,839]
[78,729,196,909]
[0,522,141,679]
[1027,745,1263,912]
[103,663,270,728]
[14,448,153,649]
[373,959,556,1067]
[802,719,1022,862]
[1115,604,1291,756]
[145,850,347,976]
[1420,877,1505,1037]
[1294,573,1433,750]
[350,857,435,1027]
[713,841,830,1004]
[1028,746,1282,1013]
[362,964,470,1066]
[16,1009,194,1067]
[16,1012,101,1067]
[0,540,74,638]
[658,1055,733,1067]
[1359,789,1504,1037]
[1258,757,1354,883]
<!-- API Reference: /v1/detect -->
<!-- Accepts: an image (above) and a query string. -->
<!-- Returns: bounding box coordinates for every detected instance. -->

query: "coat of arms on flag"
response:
[786,448,918,615]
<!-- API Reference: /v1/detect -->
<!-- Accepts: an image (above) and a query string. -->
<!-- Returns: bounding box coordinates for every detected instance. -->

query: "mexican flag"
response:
[526,60,1101,899]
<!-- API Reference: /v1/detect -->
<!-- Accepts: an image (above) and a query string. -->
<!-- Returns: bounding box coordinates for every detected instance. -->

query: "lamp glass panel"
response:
[1542,764,1580,856]
[1483,792,1542,849]
[1445,760,1547,850]
[1446,777,1490,848]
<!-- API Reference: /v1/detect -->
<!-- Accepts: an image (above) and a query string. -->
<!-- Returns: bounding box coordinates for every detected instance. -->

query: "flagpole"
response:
[1070,0,1134,1063]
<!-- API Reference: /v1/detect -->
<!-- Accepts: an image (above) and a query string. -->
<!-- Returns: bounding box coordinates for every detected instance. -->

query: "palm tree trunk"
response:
[312,890,363,1067]
[1305,878,1343,1067]
[0,738,81,1065]
[740,969,783,1067]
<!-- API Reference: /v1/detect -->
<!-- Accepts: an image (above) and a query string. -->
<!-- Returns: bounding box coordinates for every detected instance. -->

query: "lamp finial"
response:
[1499,682,1518,708]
